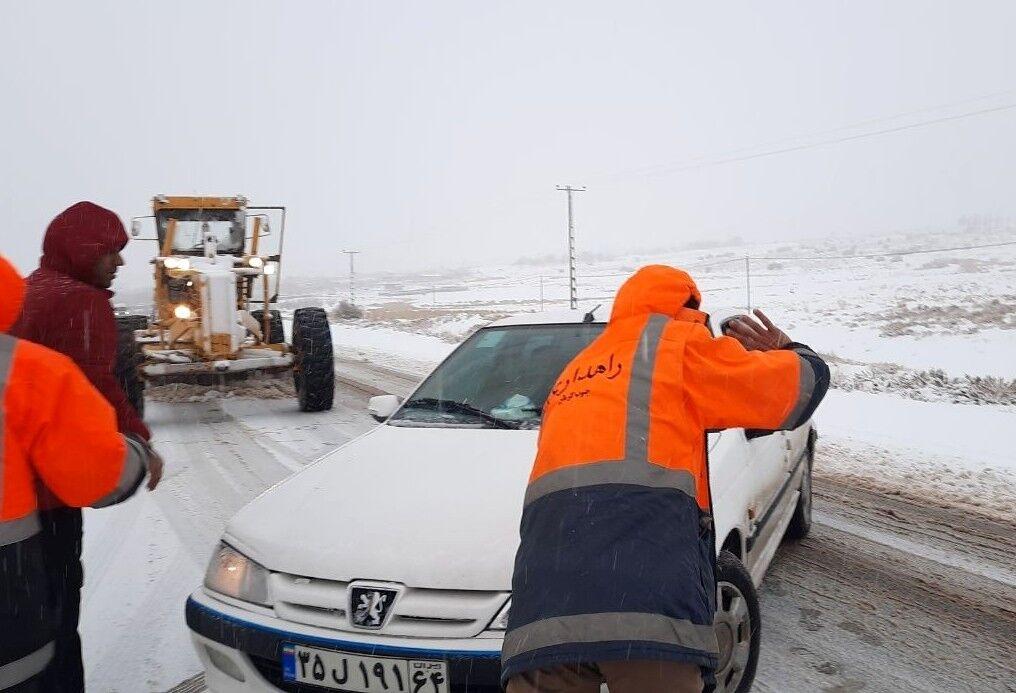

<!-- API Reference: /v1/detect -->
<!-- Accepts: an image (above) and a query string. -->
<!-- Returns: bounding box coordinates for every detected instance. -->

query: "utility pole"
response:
[556,185,585,309]
[744,255,751,311]
[342,250,360,304]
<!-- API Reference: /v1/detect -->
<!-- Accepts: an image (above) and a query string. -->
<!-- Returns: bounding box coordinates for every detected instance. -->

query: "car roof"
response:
[486,305,745,329]
[487,309,606,327]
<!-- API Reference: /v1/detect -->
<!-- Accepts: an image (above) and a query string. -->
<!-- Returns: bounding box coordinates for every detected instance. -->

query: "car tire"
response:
[784,438,814,541]
[714,550,761,693]
[252,309,285,344]
[292,307,334,412]
[114,317,146,419]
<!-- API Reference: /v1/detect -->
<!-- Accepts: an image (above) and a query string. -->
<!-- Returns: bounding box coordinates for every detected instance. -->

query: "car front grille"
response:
[270,573,509,638]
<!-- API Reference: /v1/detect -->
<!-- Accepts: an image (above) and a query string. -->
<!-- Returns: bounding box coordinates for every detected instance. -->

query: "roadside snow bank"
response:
[828,357,1016,407]
[797,324,1016,380]
[816,390,1016,520]
[328,322,453,374]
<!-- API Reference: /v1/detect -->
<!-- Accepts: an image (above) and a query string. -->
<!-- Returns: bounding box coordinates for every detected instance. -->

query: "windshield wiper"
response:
[401,397,521,429]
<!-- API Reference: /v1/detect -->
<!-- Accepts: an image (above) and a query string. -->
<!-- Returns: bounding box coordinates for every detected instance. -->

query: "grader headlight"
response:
[163,257,191,271]
[247,256,264,269]
[173,304,193,320]
[162,256,192,270]
[263,261,278,275]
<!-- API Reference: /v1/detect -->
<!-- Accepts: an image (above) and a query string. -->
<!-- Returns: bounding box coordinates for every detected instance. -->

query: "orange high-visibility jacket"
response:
[503,265,829,684]
[0,255,149,688]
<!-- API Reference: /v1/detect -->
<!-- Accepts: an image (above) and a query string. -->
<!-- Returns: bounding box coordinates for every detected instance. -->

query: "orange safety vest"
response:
[0,255,148,688]
[503,265,828,684]
[530,268,810,512]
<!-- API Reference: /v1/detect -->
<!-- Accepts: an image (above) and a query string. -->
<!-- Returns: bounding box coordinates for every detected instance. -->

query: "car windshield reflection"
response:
[389,323,605,429]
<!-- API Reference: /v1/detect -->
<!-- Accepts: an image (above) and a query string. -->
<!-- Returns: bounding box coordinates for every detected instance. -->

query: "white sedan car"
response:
[187,310,816,693]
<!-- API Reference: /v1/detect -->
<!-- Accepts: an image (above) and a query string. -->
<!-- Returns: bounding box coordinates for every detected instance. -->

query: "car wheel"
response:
[784,446,813,541]
[713,550,760,693]
[292,307,334,412]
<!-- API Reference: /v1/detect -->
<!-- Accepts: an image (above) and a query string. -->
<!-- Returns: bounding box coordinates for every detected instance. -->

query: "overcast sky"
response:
[1,1,1015,288]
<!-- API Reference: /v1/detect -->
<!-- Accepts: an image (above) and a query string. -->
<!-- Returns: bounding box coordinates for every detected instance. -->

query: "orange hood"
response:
[609,265,704,324]
[0,255,26,332]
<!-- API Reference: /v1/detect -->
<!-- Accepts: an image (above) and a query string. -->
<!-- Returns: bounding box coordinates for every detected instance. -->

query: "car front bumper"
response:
[186,590,503,693]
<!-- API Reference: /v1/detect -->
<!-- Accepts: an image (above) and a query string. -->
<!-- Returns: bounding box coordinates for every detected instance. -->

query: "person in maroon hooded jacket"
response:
[11,201,164,691]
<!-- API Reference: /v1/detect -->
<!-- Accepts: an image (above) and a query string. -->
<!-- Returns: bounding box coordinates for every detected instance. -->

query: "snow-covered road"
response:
[81,364,410,692]
[81,360,1014,692]
[757,473,1015,692]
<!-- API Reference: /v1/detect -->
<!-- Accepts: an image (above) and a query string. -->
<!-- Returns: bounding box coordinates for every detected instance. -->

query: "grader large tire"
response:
[252,309,285,344]
[117,314,150,333]
[114,316,147,419]
[292,307,334,412]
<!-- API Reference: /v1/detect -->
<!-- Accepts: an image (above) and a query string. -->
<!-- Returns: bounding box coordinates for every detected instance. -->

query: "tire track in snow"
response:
[755,473,1016,692]
[85,386,376,691]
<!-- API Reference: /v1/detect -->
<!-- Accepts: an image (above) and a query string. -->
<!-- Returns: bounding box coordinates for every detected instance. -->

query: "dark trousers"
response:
[1,534,54,692]
[507,661,704,693]
[37,508,84,693]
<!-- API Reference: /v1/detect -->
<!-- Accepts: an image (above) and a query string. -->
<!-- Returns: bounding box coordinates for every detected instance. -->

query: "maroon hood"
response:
[40,201,128,284]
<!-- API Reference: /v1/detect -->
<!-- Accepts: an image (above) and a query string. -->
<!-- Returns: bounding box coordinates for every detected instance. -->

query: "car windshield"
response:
[390,323,605,429]
[156,209,245,255]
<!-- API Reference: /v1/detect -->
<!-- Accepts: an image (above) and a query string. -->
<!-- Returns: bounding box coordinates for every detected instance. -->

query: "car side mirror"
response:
[368,394,401,422]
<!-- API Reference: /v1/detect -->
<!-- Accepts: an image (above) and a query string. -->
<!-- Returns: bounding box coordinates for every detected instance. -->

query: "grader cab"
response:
[118,195,334,413]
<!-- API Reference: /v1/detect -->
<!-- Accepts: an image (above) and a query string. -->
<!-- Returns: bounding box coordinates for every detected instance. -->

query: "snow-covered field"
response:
[81,227,1015,691]
[304,227,1016,518]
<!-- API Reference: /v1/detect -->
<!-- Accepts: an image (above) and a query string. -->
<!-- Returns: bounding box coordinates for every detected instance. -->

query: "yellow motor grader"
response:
[118,195,334,412]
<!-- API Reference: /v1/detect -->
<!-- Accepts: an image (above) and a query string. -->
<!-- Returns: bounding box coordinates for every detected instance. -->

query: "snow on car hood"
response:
[225,424,537,592]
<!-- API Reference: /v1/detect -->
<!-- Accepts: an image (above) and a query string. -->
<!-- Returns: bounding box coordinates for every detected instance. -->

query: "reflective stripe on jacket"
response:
[502,265,829,683]
[0,255,148,687]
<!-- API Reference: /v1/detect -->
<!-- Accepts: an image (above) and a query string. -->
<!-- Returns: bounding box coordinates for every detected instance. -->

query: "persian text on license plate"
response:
[282,643,449,693]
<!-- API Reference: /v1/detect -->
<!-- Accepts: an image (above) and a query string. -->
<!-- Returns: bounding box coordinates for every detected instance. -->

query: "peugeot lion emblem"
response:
[350,585,397,629]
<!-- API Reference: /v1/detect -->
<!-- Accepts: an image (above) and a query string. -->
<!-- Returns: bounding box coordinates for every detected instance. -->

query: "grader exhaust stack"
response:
[118,195,335,413]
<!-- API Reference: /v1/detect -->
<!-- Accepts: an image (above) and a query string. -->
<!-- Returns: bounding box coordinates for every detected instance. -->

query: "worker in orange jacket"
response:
[502,265,829,693]
[0,255,159,692]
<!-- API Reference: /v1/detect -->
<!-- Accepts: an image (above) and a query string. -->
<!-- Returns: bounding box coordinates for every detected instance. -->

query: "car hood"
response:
[225,424,536,592]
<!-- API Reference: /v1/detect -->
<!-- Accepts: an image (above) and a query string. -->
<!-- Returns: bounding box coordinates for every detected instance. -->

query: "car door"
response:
[784,422,810,469]
[742,429,790,526]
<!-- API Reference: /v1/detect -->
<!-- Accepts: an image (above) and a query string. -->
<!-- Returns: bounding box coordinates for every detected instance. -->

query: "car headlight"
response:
[488,598,511,630]
[204,542,271,606]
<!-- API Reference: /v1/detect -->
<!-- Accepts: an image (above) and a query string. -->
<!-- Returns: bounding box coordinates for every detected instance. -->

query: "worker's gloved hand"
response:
[723,309,791,351]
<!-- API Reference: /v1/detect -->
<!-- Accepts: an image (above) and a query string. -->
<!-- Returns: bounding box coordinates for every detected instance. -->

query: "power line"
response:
[752,239,1016,261]
[598,101,1016,181]
[592,87,1016,182]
